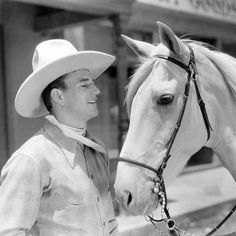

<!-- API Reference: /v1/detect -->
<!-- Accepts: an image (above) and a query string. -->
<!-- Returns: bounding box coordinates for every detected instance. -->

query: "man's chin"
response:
[89,111,99,119]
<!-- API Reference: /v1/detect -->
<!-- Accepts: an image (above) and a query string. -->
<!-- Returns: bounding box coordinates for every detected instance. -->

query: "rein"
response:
[114,46,236,235]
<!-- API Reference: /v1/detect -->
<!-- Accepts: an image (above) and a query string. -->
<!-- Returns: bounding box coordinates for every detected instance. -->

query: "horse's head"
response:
[115,22,214,215]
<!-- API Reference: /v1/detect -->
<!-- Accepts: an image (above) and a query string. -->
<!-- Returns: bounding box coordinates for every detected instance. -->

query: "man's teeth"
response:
[88,100,96,104]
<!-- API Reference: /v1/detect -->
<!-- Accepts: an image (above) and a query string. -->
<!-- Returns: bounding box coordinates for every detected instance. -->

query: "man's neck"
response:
[54,114,87,129]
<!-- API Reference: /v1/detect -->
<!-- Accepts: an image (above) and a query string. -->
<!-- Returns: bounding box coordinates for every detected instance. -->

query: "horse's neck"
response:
[201,54,236,181]
[214,130,236,181]
[211,106,236,180]
[164,151,192,186]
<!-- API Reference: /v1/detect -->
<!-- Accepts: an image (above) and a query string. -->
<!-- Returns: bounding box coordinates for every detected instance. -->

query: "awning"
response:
[10,0,135,15]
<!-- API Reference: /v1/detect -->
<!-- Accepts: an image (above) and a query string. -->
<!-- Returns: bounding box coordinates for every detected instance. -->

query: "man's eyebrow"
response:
[79,78,91,83]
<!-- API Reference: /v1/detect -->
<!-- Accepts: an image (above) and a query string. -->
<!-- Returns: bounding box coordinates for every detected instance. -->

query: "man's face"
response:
[62,69,100,123]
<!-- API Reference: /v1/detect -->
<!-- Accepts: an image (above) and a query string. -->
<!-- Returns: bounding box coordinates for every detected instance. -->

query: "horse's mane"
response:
[188,41,236,97]
[126,40,236,115]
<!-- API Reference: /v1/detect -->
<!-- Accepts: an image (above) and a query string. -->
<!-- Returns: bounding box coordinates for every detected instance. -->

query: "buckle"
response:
[166,218,176,231]
[152,180,160,194]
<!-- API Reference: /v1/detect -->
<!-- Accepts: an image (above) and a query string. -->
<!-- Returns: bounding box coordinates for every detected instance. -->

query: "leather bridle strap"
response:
[155,58,191,177]
[118,157,160,175]
[155,46,212,143]
[188,46,213,140]
[154,46,212,177]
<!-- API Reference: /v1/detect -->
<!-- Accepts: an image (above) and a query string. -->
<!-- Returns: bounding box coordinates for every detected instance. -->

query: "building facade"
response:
[1,0,236,173]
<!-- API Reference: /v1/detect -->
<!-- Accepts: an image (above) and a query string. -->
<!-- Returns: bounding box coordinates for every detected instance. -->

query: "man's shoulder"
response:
[16,128,46,155]
[1,128,55,187]
[1,129,45,175]
[6,127,58,173]
[12,126,57,165]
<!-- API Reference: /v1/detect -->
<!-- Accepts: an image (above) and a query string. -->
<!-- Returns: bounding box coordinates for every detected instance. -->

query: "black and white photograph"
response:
[1,0,236,235]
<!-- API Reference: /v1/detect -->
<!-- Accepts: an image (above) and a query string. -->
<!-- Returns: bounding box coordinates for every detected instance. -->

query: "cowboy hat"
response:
[15,39,115,118]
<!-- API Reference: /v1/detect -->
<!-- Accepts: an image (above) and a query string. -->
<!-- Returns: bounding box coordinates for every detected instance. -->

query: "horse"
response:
[114,21,236,233]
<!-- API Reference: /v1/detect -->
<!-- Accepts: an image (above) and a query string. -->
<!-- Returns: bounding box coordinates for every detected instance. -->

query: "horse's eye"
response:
[157,94,174,105]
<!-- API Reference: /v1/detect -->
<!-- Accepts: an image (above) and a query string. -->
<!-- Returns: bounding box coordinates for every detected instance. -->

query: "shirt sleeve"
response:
[0,154,42,236]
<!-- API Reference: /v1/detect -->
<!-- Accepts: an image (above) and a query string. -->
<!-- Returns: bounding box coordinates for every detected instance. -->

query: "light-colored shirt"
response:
[0,120,118,236]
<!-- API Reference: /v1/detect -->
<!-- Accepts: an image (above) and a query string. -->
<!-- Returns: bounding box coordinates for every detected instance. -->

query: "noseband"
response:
[114,46,220,234]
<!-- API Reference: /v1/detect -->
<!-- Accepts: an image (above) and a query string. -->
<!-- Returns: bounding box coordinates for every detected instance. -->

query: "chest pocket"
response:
[51,164,96,208]
[54,188,83,206]
[48,187,102,229]
[52,181,96,208]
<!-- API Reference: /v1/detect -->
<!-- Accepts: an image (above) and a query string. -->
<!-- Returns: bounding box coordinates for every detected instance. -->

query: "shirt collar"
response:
[45,115,105,154]
[43,120,106,168]
[43,120,78,168]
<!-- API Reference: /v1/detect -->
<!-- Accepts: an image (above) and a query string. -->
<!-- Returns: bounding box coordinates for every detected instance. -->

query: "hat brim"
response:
[15,51,115,118]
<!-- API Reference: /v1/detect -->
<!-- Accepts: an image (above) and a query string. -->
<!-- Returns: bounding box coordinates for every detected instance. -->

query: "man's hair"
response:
[41,74,67,113]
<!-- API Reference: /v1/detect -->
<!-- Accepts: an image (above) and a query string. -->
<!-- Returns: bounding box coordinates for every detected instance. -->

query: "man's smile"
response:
[88,99,97,104]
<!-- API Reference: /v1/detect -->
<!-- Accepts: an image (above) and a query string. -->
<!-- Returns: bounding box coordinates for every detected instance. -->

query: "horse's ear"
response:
[121,34,155,58]
[156,22,189,62]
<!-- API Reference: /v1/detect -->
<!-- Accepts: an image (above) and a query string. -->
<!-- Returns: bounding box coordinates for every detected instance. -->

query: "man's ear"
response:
[50,88,65,105]
[157,21,189,63]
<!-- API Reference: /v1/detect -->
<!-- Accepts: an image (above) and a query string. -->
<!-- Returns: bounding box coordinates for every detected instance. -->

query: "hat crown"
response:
[32,39,78,71]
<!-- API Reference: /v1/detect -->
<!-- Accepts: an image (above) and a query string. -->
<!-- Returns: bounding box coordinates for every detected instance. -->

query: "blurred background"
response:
[1,0,236,235]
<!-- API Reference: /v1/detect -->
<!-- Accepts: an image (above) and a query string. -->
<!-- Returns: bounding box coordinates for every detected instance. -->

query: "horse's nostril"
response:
[127,191,133,206]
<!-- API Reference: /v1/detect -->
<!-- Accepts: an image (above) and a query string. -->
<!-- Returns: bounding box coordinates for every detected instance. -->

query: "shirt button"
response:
[97,197,100,202]
[90,174,94,179]
[108,187,110,192]
[103,222,106,226]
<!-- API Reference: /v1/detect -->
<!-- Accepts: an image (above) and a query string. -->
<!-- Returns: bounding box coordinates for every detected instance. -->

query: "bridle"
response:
[114,46,236,235]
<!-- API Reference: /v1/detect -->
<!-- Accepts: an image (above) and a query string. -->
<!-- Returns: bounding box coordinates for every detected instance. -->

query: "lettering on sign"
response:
[154,0,179,4]
[190,0,236,17]
[138,0,236,23]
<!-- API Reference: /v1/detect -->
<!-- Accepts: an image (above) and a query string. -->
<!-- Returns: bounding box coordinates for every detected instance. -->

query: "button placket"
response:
[84,147,108,235]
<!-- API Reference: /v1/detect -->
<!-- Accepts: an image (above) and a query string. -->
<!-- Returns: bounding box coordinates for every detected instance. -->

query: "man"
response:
[0,39,118,236]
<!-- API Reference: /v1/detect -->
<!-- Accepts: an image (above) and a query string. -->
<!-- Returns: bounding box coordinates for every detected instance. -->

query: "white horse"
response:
[114,21,236,220]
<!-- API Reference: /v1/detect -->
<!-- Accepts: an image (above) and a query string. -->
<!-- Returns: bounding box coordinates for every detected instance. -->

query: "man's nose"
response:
[94,85,100,95]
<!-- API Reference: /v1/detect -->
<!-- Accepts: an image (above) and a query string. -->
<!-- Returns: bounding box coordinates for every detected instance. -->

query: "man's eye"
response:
[81,82,92,87]
[156,94,174,105]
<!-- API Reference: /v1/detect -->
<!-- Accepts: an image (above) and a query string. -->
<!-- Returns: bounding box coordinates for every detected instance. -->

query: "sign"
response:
[138,0,236,24]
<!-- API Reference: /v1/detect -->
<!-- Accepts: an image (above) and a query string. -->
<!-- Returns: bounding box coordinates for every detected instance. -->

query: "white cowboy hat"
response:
[15,39,115,118]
